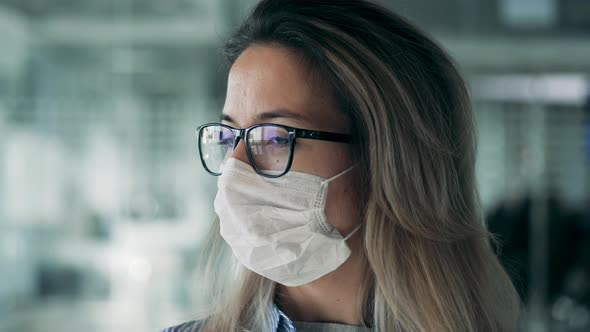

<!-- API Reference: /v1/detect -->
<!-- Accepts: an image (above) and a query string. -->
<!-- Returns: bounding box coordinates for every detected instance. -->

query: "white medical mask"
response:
[214,158,360,287]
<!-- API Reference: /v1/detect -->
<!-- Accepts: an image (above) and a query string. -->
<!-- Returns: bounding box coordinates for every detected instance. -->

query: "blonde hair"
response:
[197,0,521,331]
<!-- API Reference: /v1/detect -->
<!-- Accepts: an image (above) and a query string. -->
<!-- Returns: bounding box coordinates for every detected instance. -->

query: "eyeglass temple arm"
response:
[294,129,351,143]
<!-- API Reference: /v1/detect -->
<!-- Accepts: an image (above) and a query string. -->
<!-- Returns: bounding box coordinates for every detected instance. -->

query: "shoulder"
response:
[161,319,203,332]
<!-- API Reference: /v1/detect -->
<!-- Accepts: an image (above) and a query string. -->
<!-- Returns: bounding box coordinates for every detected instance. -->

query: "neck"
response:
[275,234,367,325]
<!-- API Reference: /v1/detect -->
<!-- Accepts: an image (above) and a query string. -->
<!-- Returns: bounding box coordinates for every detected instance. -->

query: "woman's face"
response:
[221,45,361,235]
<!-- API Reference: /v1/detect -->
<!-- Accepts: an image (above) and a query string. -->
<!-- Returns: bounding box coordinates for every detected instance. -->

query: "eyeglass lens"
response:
[199,125,292,175]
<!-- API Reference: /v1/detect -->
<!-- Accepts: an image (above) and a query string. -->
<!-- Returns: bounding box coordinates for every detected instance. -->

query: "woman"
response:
[163,0,521,331]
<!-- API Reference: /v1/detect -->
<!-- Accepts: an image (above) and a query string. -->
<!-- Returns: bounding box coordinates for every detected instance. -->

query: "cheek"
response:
[291,141,353,178]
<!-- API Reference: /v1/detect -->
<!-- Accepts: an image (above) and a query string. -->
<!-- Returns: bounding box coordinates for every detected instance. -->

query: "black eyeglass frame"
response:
[196,122,352,178]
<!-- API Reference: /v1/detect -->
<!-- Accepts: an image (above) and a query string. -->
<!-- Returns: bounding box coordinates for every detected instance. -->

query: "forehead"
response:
[223,45,348,132]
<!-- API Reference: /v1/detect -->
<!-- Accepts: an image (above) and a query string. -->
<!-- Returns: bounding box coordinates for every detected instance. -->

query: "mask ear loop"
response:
[343,223,362,241]
[320,163,357,186]
[319,163,362,241]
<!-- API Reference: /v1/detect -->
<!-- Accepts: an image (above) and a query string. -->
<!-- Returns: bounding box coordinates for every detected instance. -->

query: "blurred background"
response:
[0,0,588,331]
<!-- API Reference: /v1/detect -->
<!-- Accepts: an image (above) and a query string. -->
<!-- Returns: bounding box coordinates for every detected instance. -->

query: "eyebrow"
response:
[221,108,310,124]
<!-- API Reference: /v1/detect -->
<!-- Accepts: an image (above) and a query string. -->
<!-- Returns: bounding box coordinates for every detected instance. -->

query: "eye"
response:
[220,136,234,145]
[271,136,290,145]
[216,129,235,145]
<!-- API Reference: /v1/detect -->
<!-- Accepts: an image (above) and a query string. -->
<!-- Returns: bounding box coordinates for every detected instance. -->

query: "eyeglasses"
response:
[196,122,352,178]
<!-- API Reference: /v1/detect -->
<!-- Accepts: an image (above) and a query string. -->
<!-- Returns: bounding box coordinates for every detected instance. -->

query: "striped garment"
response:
[161,303,295,332]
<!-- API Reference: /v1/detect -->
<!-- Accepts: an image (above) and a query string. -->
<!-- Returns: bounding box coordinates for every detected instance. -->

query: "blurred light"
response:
[1,232,25,260]
[552,295,590,328]
[471,74,589,105]
[569,306,589,328]
[500,0,557,28]
[3,131,67,223]
[127,257,152,283]
[0,6,30,78]
[82,128,134,216]
[553,296,575,321]
[123,192,160,219]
